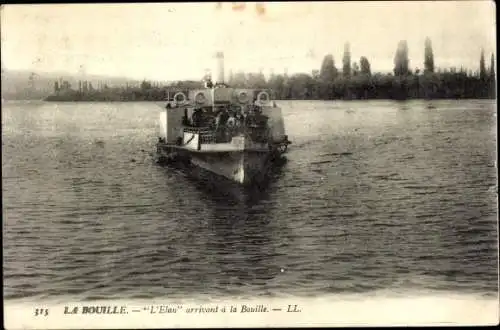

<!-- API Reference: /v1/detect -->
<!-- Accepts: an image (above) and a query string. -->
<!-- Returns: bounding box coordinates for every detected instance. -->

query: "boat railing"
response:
[183,126,212,134]
[200,132,218,144]
[182,125,270,145]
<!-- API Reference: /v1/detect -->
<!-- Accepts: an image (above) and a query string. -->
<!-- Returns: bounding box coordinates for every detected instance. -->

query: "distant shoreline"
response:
[5,63,496,102]
[41,72,496,102]
[4,70,496,102]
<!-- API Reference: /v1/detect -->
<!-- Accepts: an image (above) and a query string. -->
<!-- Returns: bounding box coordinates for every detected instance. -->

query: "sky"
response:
[1,1,496,81]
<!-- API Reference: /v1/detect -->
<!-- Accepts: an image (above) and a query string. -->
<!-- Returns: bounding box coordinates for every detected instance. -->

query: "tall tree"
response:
[424,37,434,73]
[288,73,315,99]
[352,62,359,76]
[360,56,371,76]
[311,69,320,80]
[268,73,285,99]
[319,54,338,82]
[342,42,351,78]
[247,70,267,89]
[257,68,266,85]
[490,53,496,99]
[28,72,35,90]
[394,40,410,76]
[479,49,486,80]
[140,80,152,90]
[489,53,495,80]
[232,71,247,88]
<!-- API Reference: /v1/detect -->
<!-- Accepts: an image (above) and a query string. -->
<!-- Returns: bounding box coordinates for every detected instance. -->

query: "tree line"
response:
[248,39,495,100]
[45,38,496,101]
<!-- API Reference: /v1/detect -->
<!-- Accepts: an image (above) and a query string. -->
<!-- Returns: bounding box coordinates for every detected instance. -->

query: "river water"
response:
[2,100,498,309]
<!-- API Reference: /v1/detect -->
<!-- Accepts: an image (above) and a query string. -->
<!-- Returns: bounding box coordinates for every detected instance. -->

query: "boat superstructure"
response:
[156,52,291,185]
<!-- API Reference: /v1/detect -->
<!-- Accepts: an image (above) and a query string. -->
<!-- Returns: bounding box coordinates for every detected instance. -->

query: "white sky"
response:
[1,1,496,81]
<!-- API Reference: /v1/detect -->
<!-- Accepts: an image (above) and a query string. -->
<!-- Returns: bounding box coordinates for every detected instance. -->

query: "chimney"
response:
[215,51,224,85]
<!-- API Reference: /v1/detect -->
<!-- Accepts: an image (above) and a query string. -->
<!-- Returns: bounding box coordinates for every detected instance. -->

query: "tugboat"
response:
[155,52,291,186]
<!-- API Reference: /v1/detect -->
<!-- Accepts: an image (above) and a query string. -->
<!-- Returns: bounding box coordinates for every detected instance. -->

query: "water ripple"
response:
[2,100,497,302]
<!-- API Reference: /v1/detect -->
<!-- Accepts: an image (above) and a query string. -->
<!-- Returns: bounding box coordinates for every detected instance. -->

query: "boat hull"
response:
[191,151,270,185]
[156,143,284,186]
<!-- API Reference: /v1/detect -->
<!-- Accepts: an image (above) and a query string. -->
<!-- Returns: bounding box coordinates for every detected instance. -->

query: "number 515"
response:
[34,308,49,316]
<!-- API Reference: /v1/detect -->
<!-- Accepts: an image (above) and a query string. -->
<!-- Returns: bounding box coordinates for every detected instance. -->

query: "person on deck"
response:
[205,78,214,89]
[227,111,236,127]
[226,112,237,138]
[182,108,189,126]
[215,108,229,142]
[218,108,229,127]
[192,108,203,127]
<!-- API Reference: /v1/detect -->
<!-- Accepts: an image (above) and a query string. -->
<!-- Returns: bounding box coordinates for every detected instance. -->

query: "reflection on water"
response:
[160,161,287,295]
[2,99,497,302]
